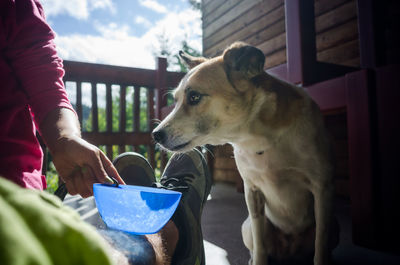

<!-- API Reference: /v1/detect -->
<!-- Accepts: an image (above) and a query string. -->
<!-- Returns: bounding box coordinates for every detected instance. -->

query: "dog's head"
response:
[152,42,266,152]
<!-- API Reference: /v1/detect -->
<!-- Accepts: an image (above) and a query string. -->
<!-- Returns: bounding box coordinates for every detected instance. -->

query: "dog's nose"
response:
[152,130,166,144]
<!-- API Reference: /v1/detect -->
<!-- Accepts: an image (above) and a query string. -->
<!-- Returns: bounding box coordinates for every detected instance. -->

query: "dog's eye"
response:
[187,91,202,106]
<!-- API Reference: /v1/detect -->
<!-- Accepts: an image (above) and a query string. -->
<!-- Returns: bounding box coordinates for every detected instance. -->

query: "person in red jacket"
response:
[0,1,211,265]
[0,0,123,196]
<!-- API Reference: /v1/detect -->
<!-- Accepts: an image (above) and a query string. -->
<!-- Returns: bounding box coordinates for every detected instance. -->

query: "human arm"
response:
[39,107,125,197]
[2,0,123,196]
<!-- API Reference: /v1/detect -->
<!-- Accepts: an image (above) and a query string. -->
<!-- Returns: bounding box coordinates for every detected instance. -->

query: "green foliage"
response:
[45,162,59,194]
[188,0,201,10]
[44,38,198,187]
[175,40,202,73]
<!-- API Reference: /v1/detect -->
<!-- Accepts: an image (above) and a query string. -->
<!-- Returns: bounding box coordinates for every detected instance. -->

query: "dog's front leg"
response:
[244,182,268,265]
[312,183,334,265]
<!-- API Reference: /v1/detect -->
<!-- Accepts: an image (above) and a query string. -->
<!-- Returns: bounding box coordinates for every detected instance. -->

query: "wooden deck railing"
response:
[62,58,185,172]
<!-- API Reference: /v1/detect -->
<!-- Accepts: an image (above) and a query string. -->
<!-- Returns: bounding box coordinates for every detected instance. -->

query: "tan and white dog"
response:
[152,42,338,265]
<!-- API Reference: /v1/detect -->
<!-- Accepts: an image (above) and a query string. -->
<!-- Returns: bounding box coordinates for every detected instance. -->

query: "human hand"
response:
[51,135,125,197]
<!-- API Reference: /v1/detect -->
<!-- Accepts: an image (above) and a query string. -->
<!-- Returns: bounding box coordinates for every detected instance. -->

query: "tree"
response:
[174,40,202,73]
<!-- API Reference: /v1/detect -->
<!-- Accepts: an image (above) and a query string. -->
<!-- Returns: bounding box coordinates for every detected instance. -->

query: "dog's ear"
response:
[223,42,265,80]
[179,51,207,69]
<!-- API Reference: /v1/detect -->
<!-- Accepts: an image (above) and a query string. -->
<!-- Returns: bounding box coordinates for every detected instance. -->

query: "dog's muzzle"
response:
[152,129,167,144]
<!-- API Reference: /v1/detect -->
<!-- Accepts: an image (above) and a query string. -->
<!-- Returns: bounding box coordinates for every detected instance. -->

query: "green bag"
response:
[0,177,113,265]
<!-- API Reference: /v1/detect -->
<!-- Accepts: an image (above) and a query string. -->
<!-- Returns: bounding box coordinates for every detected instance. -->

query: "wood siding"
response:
[202,0,357,197]
[202,0,360,68]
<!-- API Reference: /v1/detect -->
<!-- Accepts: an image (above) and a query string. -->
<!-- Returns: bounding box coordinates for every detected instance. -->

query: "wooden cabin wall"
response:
[202,0,360,68]
[202,0,358,198]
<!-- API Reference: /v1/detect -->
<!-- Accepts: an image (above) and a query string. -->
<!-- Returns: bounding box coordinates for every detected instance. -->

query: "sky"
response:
[40,0,202,70]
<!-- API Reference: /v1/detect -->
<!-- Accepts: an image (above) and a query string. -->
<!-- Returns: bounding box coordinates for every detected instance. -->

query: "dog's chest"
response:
[232,142,314,232]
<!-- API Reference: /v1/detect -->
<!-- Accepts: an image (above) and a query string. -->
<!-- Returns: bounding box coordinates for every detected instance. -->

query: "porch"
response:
[201,182,400,265]
[43,0,400,263]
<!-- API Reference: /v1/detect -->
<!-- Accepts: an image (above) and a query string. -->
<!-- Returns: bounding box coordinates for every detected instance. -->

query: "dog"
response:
[152,42,339,265]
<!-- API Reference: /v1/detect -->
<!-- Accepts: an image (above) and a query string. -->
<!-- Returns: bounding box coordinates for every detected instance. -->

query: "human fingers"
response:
[73,170,92,198]
[81,165,96,195]
[84,148,113,185]
[99,152,125,185]
[65,170,79,196]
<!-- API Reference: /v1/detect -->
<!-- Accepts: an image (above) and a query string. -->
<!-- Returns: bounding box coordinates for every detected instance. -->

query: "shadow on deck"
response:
[202,183,400,265]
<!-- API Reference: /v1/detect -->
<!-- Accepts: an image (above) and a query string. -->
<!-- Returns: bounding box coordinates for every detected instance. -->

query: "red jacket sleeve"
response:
[3,0,75,128]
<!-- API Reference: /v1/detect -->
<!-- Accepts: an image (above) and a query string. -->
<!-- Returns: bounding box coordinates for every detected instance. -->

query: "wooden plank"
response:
[156,57,167,120]
[203,0,242,28]
[265,48,286,69]
[204,3,284,56]
[166,72,185,88]
[204,0,283,52]
[147,86,156,168]
[357,0,379,68]
[213,168,241,183]
[64,60,183,89]
[315,1,357,33]
[202,0,215,8]
[285,0,317,84]
[266,63,287,79]
[64,61,156,87]
[106,145,113,160]
[82,132,153,146]
[91,82,99,132]
[106,83,113,159]
[203,0,262,40]
[76,81,83,125]
[119,86,126,132]
[316,19,359,52]
[213,144,234,157]
[214,157,237,170]
[314,0,350,16]
[256,32,286,56]
[133,86,140,132]
[341,58,360,67]
[119,86,126,154]
[346,69,378,250]
[202,0,227,21]
[245,18,285,47]
[304,75,346,112]
[147,89,155,131]
[317,39,360,65]
[106,84,112,132]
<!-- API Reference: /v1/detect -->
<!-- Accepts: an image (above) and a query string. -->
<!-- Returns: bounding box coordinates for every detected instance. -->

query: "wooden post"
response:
[119,86,126,154]
[155,57,168,171]
[106,83,113,159]
[76,81,83,126]
[91,82,99,132]
[155,57,168,120]
[285,0,316,85]
[346,70,378,250]
[284,0,356,85]
[357,0,386,68]
[148,88,156,169]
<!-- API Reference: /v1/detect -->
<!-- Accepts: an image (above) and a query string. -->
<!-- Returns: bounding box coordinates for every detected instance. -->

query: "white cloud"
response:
[54,8,202,71]
[41,0,115,20]
[55,33,155,69]
[138,0,167,14]
[135,16,152,29]
[144,8,202,58]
